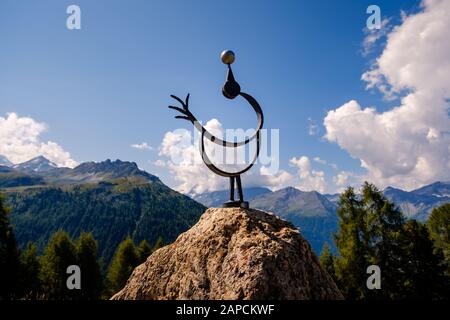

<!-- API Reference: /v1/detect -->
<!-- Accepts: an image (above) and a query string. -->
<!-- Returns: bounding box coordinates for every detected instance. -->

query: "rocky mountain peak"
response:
[74,159,137,173]
[69,159,159,183]
[112,207,343,300]
[13,155,58,173]
[412,181,450,198]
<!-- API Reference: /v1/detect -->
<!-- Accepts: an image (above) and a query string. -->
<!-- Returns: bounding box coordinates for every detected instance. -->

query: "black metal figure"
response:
[169,50,264,208]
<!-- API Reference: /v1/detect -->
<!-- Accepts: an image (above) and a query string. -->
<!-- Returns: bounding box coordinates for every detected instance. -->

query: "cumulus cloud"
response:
[159,119,291,194]
[256,166,294,191]
[0,112,77,168]
[131,142,153,150]
[158,123,223,194]
[152,159,166,167]
[289,156,327,193]
[324,0,450,190]
[313,157,327,165]
[332,171,362,193]
[313,156,338,170]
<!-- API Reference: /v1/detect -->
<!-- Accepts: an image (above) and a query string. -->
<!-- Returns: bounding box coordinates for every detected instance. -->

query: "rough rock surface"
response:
[112,208,343,300]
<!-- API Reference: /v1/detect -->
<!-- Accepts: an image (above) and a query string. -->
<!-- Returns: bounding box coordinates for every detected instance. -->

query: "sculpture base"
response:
[222,201,249,209]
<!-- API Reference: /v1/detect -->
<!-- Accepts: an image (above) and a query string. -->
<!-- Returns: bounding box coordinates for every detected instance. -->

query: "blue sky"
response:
[3,0,447,194]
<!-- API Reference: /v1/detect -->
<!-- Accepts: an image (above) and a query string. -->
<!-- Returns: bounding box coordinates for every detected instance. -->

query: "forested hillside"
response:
[5,178,205,268]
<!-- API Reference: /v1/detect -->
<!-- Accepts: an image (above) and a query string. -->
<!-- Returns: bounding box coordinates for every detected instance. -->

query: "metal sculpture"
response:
[169,50,264,208]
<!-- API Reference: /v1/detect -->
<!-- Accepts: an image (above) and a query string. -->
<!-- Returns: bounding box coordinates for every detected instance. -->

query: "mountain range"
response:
[0,155,204,268]
[1,155,160,186]
[1,154,449,258]
[194,182,450,254]
[384,182,450,221]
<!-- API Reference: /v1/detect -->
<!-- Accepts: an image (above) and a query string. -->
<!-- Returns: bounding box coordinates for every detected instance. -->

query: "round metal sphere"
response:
[221,50,235,64]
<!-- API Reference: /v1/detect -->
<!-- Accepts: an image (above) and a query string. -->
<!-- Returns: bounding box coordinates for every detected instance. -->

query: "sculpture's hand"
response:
[168,94,196,124]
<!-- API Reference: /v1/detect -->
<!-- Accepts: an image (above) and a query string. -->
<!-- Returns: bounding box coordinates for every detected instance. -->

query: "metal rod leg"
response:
[229,177,235,201]
[236,176,244,203]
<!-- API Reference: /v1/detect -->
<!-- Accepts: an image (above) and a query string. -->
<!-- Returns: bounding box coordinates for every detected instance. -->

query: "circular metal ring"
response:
[199,92,264,177]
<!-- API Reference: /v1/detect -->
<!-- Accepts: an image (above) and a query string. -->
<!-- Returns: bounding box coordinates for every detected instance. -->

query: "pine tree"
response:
[427,203,450,274]
[106,237,138,295]
[334,183,405,299]
[319,243,336,280]
[136,240,152,264]
[397,220,450,299]
[75,232,103,300]
[333,182,450,300]
[333,186,369,299]
[0,194,21,299]
[40,230,77,300]
[20,242,41,299]
[361,182,405,299]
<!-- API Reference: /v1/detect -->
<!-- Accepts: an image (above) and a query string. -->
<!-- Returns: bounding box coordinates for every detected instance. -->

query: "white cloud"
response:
[131,142,153,150]
[313,157,327,165]
[256,166,295,191]
[159,125,212,194]
[332,171,362,193]
[153,159,166,167]
[0,112,77,168]
[289,156,327,193]
[324,0,450,191]
[333,171,350,187]
[313,156,338,170]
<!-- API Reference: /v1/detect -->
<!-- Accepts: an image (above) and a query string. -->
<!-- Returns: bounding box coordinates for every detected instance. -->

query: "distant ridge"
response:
[46,159,160,185]
[193,187,271,207]
[0,156,160,186]
[384,182,450,221]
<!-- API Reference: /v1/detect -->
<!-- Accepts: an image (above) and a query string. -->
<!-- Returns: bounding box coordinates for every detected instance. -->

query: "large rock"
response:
[112,207,343,300]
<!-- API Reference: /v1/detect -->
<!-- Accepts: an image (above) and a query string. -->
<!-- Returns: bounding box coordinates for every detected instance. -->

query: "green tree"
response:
[319,243,336,280]
[75,232,103,300]
[40,230,77,300]
[333,182,450,300]
[427,203,450,273]
[106,237,138,295]
[333,186,368,299]
[334,183,405,299]
[136,240,152,264]
[362,182,405,299]
[20,242,41,299]
[0,194,21,299]
[397,220,449,299]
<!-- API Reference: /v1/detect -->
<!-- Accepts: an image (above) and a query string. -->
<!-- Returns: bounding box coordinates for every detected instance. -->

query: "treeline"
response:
[0,195,164,300]
[320,182,450,299]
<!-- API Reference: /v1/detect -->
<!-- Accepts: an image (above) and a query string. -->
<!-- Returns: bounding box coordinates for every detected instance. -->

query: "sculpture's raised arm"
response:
[168,91,263,148]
